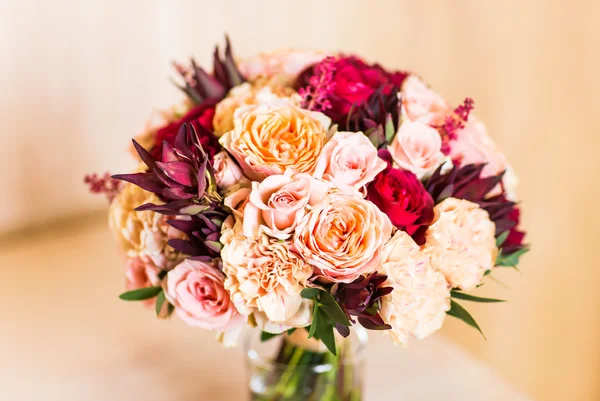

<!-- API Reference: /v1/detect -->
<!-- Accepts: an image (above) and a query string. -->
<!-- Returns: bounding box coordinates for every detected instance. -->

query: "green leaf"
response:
[301,288,321,300]
[319,292,351,326]
[155,291,166,315]
[496,247,529,267]
[384,115,396,144]
[315,309,337,356]
[447,300,486,340]
[119,286,162,301]
[260,331,280,342]
[451,291,506,303]
[307,302,320,339]
[496,231,510,247]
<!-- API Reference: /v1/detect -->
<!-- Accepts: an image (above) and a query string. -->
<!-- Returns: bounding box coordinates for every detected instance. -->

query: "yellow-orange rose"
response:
[220,102,329,181]
[213,82,297,137]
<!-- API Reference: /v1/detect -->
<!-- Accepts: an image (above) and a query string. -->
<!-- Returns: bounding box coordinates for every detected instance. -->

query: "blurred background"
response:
[1,1,598,400]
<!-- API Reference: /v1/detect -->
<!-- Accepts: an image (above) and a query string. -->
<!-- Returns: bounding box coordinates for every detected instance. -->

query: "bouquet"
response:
[86,37,527,400]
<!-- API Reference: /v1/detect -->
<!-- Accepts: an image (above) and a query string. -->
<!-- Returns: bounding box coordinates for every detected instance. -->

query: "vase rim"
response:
[244,326,368,371]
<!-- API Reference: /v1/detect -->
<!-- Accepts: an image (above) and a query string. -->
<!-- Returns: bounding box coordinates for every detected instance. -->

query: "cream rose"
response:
[423,197,498,291]
[212,151,246,192]
[388,120,445,179]
[238,49,329,86]
[222,234,313,333]
[401,75,449,126]
[108,183,182,269]
[220,103,329,181]
[294,192,393,283]
[313,131,387,189]
[163,258,240,330]
[379,231,450,346]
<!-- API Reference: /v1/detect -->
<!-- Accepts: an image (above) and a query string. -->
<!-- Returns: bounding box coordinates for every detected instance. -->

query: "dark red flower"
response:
[367,150,435,245]
[334,273,393,335]
[496,204,525,254]
[152,100,220,161]
[296,56,408,128]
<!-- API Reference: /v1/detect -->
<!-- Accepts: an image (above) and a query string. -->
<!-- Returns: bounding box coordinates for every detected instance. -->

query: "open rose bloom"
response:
[89,37,528,358]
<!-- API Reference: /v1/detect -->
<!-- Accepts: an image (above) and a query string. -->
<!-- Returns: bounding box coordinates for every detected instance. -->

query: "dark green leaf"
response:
[260,331,280,342]
[319,292,351,326]
[447,300,486,340]
[307,302,320,339]
[451,291,506,303]
[155,290,166,315]
[496,231,510,247]
[316,309,337,356]
[301,288,321,300]
[119,286,162,301]
[286,328,296,336]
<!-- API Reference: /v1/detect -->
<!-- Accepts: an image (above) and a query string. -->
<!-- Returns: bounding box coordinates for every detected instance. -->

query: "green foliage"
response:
[447,300,486,340]
[155,291,166,315]
[119,286,162,301]
[496,246,529,268]
[301,288,351,355]
[450,290,506,303]
[495,230,510,247]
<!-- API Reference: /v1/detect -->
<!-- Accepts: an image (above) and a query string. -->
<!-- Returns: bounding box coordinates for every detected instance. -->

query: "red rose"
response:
[153,100,220,161]
[329,57,408,119]
[366,150,434,245]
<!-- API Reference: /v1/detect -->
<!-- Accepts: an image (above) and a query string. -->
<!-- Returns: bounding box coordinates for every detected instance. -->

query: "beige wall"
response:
[2,1,598,400]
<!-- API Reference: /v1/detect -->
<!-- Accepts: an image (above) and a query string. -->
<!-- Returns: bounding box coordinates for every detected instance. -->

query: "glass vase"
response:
[245,327,367,401]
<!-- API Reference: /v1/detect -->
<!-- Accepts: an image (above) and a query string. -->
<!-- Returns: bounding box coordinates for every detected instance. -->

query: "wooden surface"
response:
[0,216,531,401]
[1,1,599,400]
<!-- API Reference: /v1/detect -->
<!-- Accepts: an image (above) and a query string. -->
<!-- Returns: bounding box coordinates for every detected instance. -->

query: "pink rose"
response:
[163,258,239,330]
[401,76,449,126]
[448,117,513,197]
[313,131,387,189]
[125,256,161,307]
[213,151,246,191]
[244,173,323,240]
[388,120,445,179]
[449,117,507,177]
[294,192,393,283]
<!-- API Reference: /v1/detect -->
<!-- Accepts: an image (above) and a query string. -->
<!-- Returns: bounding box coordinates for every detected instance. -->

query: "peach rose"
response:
[448,117,517,199]
[294,192,393,283]
[238,49,329,86]
[313,131,387,189]
[388,120,445,179]
[212,151,246,192]
[401,75,449,126]
[220,102,329,181]
[222,234,313,333]
[163,258,240,330]
[124,256,161,307]
[379,231,450,346]
[243,173,324,240]
[423,197,498,291]
[213,83,297,137]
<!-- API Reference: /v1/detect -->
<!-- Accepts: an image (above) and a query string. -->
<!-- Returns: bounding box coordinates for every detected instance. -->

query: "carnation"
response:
[222,234,314,333]
[423,197,498,291]
[380,231,450,346]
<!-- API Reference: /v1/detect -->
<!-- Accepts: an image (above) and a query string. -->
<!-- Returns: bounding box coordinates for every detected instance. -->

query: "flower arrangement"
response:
[87,37,527,378]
